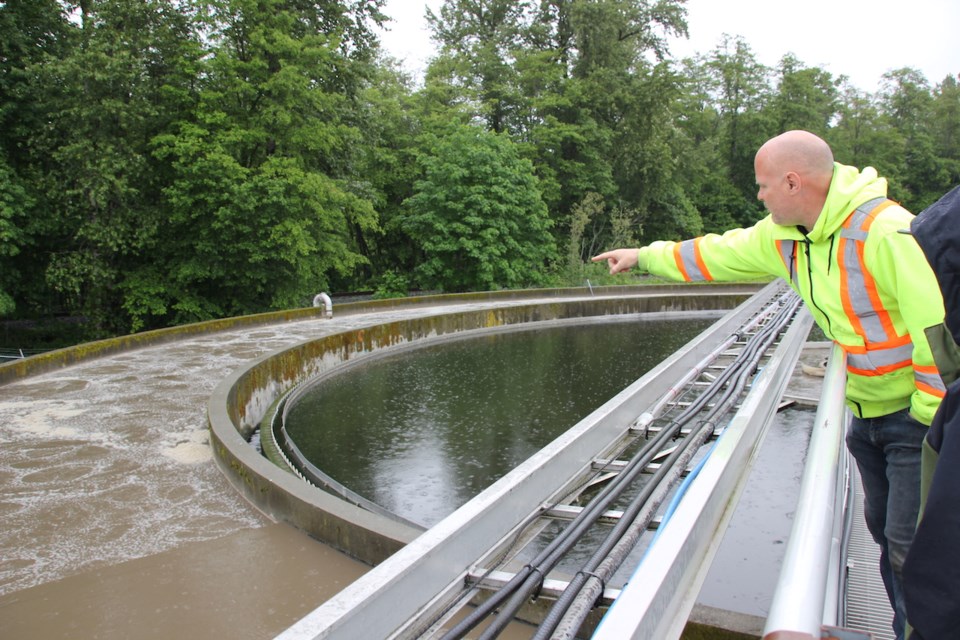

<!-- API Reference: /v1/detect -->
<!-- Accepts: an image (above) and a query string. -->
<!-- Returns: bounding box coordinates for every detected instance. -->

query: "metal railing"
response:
[761,344,860,639]
[591,296,813,640]
[0,348,47,361]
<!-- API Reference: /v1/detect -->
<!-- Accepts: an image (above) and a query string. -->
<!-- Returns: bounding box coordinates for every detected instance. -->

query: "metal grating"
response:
[844,468,895,640]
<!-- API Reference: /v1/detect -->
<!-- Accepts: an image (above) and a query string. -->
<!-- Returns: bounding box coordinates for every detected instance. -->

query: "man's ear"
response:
[784,171,802,194]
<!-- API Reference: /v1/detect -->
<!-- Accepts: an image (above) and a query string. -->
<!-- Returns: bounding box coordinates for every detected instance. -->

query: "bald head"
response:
[758,130,835,183]
[754,130,835,228]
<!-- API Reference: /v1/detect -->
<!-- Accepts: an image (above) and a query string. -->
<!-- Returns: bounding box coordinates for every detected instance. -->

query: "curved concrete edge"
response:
[207,285,763,566]
[0,283,766,387]
[0,306,323,386]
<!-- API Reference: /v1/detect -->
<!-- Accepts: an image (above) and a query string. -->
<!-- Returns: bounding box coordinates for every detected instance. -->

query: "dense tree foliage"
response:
[402,124,554,291]
[1,0,958,343]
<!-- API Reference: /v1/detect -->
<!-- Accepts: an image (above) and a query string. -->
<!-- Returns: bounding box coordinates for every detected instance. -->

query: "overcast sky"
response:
[377,0,960,92]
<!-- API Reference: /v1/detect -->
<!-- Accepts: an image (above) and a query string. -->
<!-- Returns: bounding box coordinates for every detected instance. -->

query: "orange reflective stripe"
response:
[673,243,691,281]
[836,235,865,336]
[870,334,913,351]
[868,199,897,218]
[852,216,898,341]
[837,198,912,377]
[835,197,944,399]
[917,382,947,399]
[916,364,942,375]
[673,239,713,282]
[776,240,798,286]
[848,361,912,377]
[915,364,947,398]
[846,353,913,377]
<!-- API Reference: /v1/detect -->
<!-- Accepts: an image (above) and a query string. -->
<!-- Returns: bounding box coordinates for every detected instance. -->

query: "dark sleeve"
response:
[903,380,960,639]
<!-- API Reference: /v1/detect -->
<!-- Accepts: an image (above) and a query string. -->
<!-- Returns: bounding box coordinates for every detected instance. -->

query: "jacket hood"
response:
[806,164,888,242]
[911,185,960,343]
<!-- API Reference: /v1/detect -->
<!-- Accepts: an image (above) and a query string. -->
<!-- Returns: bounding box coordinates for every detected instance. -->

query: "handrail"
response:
[0,348,45,360]
[762,344,849,639]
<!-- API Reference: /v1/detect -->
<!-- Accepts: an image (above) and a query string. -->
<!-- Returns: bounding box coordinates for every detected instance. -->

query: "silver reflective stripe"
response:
[839,198,893,345]
[916,369,947,394]
[677,240,709,281]
[777,240,798,287]
[847,343,914,372]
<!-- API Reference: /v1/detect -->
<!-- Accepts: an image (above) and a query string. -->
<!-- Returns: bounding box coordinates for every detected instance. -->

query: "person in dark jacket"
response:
[903,184,960,640]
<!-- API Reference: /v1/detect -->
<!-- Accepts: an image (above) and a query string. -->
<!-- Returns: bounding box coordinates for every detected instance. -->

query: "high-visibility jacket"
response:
[637,163,947,425]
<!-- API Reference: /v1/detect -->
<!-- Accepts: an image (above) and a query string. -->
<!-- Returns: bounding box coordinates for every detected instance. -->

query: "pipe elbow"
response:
[312,292,333,318]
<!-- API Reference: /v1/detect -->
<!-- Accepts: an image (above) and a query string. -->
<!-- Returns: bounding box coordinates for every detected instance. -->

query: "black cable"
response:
[533,293,801,639]
[442,292,801,639]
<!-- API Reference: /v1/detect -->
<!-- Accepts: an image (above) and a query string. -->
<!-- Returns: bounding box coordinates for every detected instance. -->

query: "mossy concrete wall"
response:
[205,284,762,566]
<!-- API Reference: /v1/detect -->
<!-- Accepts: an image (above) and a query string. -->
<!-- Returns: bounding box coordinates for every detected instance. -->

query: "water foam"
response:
[160,428,212,464]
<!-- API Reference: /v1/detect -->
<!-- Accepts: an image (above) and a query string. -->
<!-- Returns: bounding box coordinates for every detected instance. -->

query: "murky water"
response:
[283,316,715,526]
[702,406,814,617]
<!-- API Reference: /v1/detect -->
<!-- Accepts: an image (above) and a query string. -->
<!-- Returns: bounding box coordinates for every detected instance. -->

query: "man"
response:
[593,130,947,640]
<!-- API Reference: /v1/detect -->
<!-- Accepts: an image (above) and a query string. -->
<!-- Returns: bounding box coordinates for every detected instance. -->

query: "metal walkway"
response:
[275,281,875,639]
[846,473,896,640]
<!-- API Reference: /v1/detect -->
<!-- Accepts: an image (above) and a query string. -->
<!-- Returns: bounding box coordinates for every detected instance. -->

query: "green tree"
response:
[345,59,425,288]
[521,0,689,244]
[670,41,768,234]
[0,0,76,317]
[877,67,944,207]
[828,82,888,170]
[0,157,27,315]
[567,191,638,271]
[702,35,772,224]
[427,0,531,134]
[138,0,383,329]
[669,56,731,234]
[770,53,839,135]
[401,125,556,292]
[929,74,960,186]
[19,0,203,334]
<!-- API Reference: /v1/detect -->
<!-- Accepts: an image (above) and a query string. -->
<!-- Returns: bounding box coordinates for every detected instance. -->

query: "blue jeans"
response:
[846,409,925,640]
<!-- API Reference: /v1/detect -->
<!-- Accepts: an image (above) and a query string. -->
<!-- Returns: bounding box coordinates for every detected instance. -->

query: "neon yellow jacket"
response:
[637,163,947,424]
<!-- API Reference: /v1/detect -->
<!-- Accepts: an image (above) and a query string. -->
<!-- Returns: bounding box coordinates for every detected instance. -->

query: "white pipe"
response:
[312,292,333,318]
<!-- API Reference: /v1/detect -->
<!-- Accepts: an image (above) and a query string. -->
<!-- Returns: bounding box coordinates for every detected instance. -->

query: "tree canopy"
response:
[1,0,958,343]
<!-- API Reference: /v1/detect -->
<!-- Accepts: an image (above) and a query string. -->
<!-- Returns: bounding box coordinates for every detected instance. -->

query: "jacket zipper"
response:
[802,236,833,337]
[826,235,835,275]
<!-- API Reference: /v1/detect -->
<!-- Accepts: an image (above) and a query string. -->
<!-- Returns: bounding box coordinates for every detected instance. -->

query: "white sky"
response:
[377,0,960,91]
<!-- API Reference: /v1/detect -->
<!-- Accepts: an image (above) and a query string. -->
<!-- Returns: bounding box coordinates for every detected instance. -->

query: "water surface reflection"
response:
[284,315,716,526]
